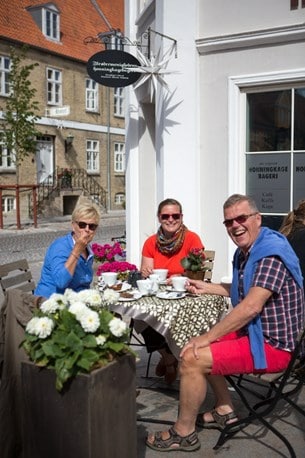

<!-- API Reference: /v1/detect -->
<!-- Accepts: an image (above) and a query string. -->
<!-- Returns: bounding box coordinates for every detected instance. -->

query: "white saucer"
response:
[118,291,142,302]
[156,291,186,300]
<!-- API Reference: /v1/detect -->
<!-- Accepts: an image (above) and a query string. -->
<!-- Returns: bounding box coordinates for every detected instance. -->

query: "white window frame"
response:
[86,78,99,112]
[47,67,62,105]
[0,56,10,96]
[114,142,125,172]
[86,139,99,173]
[114,87,125,117]
[114,193,125,205]
[42,7,60,41]
[2,196,16,213]
[0,135,15,170]
[227,68,305,270]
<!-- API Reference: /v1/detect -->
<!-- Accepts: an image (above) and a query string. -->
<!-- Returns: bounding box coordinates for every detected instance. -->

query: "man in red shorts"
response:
[146,193,304,452]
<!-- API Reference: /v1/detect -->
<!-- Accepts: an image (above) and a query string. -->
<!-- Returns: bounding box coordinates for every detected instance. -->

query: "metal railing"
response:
[29,167,107,215]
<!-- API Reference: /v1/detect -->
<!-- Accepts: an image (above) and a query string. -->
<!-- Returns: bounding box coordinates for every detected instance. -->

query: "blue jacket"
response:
[231,226,303,369]
[35,233,94,298]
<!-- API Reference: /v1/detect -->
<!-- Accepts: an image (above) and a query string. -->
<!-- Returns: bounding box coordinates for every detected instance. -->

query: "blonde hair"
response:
[279,200,305,237]
[72,201,101,224]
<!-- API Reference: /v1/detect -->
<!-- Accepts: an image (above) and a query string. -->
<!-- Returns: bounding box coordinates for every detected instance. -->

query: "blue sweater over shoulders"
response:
[231,226,303,369]
[35,233,94,298]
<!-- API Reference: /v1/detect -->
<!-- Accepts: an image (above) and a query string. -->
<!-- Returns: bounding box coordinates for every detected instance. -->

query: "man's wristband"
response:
[71,252,79,260]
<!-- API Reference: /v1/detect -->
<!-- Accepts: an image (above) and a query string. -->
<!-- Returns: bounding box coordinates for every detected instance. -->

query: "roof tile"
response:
[0,0,124,62]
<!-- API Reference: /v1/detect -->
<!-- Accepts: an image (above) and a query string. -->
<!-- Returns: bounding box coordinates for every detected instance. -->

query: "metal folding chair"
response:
[214,326,305,457]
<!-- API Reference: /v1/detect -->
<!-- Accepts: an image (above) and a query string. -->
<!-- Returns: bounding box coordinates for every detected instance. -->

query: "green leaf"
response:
[180,258,191,269]
[77,349,99,371]
[83,334,98,348]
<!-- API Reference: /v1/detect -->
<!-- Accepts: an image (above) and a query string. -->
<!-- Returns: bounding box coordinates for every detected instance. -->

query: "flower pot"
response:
[185,270,205,280]
[21,354,136,458]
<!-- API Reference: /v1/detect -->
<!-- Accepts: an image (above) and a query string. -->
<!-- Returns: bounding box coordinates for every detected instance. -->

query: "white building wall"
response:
[125,0,201,269]
[125,0,305,281]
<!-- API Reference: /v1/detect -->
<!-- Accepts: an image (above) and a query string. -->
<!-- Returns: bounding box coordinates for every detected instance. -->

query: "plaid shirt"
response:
[238,254,304,351]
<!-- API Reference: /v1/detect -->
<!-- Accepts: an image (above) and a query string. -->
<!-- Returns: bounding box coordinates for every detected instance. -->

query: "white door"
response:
[36,136,54,183]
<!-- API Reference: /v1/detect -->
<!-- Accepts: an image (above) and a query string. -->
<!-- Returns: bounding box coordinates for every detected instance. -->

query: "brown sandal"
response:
[196,408,240,431]
[146,426,200,452]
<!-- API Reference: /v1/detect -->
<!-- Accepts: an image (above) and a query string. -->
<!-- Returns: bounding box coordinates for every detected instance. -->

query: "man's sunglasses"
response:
[75,221,98,231]
[223,213,258,228]
[160,213,182,221]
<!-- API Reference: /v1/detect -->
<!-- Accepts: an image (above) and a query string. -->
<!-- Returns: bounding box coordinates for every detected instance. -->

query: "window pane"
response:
[294,88,305,149]
[291,0,298,9]
[247,91,291,151]
[246,153,290,212]
[293,152,305,205]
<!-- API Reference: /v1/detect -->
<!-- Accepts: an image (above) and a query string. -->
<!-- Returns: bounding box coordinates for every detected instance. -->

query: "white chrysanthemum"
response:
[96,335,106,346]
[77,289,102,307]
[79,310,100,333]
[69,301,90,320]
[103,288,120,305]
[27,316,54,339]
[26,317,41,334]
[49,293,69,308]
[109,317,127,337]
[63,288,79,303]
[40,296,65,314]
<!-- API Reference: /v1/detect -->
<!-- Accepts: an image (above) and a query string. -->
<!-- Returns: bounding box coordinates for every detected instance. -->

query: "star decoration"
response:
[127,43,178,101]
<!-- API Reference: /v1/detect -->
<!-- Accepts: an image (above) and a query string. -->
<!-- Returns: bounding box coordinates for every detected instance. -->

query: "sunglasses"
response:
[160,213,182,221]
[75,221,98,231]
[223,213,258,228]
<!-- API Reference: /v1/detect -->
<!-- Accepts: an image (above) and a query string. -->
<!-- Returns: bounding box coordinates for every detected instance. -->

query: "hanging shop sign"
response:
[87,50,141,87]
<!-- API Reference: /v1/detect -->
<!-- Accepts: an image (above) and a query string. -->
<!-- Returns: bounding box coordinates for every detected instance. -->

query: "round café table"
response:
[109,289,229,359]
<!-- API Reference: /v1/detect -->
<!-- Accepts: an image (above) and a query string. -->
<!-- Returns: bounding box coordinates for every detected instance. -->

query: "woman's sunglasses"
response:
[223,213,258,228]
[160,213,182,221]
[75,221,98,231]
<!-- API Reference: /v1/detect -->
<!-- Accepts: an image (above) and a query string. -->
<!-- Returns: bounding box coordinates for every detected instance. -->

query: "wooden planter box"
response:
[21,354,136,458]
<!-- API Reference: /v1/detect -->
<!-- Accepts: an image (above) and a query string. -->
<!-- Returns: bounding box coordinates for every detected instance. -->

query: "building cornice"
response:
[196,23,305,55]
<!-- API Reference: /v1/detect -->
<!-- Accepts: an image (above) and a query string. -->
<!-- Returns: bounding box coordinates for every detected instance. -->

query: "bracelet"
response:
[71,252,79,260]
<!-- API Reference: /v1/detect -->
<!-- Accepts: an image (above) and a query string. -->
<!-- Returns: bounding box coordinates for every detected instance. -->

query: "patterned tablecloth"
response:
[110,289,229,359]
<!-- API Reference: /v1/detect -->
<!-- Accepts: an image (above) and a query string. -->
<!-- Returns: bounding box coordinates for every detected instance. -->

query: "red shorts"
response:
[210,332,292,375]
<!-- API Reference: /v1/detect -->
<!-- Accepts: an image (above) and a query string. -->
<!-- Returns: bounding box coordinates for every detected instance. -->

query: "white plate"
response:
[98,281,131,292]
[118,291,142,302]
[166,286,186,293]
[156,291,186,300]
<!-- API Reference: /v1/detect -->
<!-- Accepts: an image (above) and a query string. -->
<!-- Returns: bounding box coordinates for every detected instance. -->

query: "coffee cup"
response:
[149,274,160,283]
[101,272,118,286]
[172,276,188,292]
[136,279,153,295]
[152,269,168,282]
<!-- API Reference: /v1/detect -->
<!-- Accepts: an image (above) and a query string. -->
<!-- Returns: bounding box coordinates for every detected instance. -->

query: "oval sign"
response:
[87,50,141,88]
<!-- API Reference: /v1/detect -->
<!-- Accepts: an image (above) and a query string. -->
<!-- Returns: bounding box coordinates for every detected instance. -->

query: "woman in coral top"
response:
[140,198,204,383]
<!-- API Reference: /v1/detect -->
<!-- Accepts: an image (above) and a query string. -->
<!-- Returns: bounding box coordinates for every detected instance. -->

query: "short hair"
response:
[72,201,101,224]
[223,194,259,212]
[157,198,183,216]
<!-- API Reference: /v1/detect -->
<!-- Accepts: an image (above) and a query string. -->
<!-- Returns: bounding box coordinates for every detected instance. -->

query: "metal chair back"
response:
[214,326,305,457]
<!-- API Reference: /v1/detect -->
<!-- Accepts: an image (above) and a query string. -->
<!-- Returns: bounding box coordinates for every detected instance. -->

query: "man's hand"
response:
[180,334,210,360]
